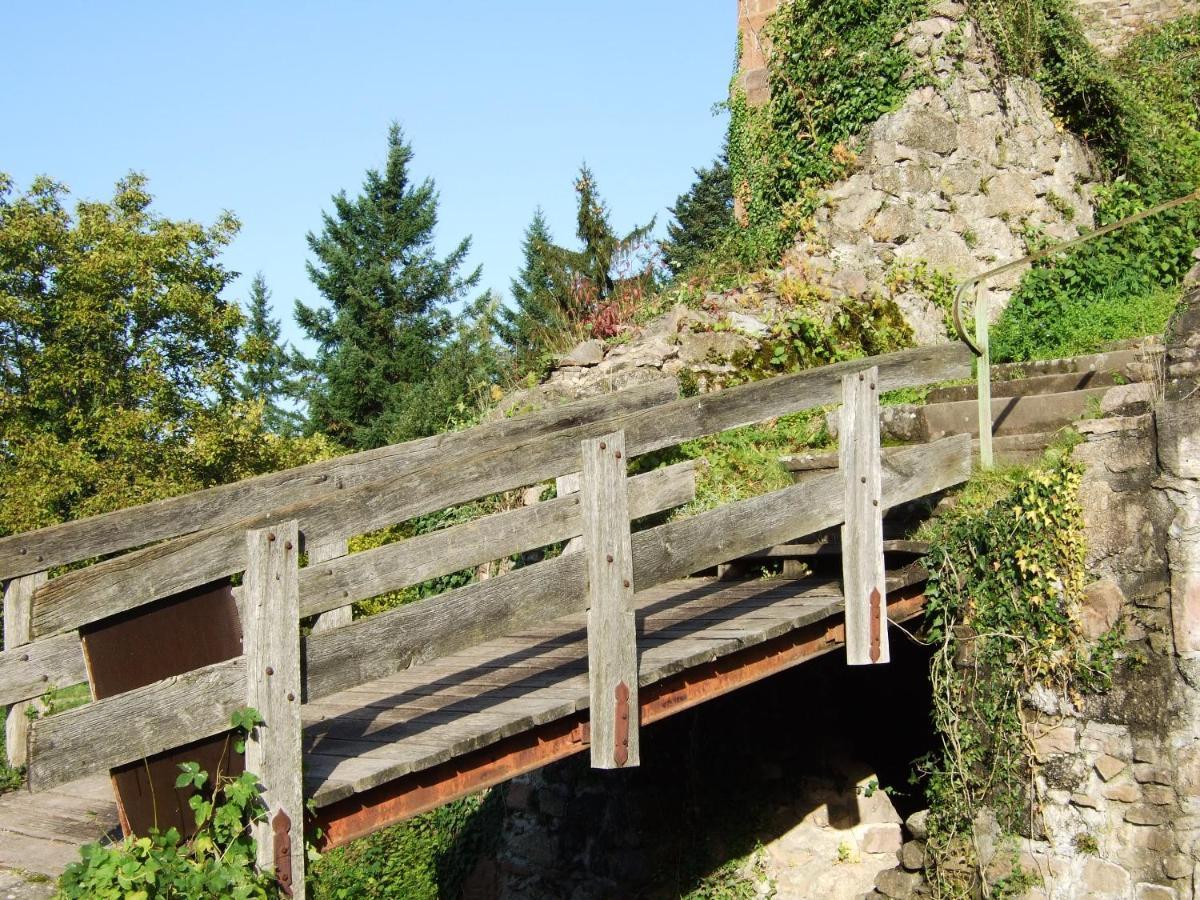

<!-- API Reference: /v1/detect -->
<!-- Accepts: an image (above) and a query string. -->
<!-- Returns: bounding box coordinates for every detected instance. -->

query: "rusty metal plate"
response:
[614,681,631,767]
[80,579,243,838]
[869,587,882,663]
[273,809,294,896]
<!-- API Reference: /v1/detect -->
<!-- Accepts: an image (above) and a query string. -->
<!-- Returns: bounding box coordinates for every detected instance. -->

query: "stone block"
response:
[559,339,604,367]
[1095,753,1128,782]
[875,868,923,899]
[1162,854,1192,879]
[1081,858,1132,897]
[1126,804,1172,826]
[905,809,930,841]
[1143,784,1177,806]
[895,109,958,155]
[1072,792,1102,809]
[1134,764,1173,785]
[1104,782,1142,803]
[506,780,534,810]
[1157,400,1200,479]
[898,840,926,871]
[1135,883,1177,900]
[1032,724,1078,761]
[858,823,903,855]
[1082,580,1126,639]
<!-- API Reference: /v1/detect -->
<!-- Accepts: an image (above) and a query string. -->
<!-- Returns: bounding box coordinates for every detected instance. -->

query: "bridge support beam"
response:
[582,431,640,768]
[244,521,305,898]
[842,366,890,665]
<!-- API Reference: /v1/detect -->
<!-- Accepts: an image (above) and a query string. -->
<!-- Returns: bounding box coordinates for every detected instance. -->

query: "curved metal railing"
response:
[948,187,1200,467]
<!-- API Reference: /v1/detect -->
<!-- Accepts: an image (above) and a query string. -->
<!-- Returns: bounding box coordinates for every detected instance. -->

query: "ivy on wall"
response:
[726,0,929,265]
[916,446,1119,896]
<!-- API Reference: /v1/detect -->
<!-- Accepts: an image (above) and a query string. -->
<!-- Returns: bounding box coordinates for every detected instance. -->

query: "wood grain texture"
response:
[299,461,695,619]
[25,657,245,792]
[0,629,87,707]
[303,435,970,701]
[4,570,48,767]
[581,432,639,769]
[31,345,969,639]
[0,380,680,581]
[25,345,964,643]
[556,473,583,555]
[243,522,304,895]
[308,538,351,634]
[840,367,889,665]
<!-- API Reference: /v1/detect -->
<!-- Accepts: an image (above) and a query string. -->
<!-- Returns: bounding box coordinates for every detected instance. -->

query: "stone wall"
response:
[786,3,1099,343]
[736,0,1198,103]
[1074,0,1199,54]
[864,288,1200,900]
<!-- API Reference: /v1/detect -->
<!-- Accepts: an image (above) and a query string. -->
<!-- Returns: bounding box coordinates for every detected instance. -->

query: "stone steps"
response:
[926,368,1133,403]
[986,345,1161,385]
[817,340,1162,462]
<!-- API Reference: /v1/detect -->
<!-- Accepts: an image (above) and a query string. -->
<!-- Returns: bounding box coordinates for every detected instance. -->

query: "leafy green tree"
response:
[497,209,572,363]
[662,153,734,274]
[238,272,301,434]
[0,172,329,534]
[295,124,482,450]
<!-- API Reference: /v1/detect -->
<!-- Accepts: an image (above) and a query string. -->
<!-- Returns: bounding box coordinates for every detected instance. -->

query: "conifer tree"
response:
[498,209,571,363]
[238,273,300,434]
[662,153,734,275]
[567,164,654,315]
[294,124,481,450]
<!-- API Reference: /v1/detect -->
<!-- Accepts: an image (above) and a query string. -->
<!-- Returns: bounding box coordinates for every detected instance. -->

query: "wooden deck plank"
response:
[302,576,857,805]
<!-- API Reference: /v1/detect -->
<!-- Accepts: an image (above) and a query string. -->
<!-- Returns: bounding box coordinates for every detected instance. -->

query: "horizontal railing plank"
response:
[0,381,681,581]
[298,460,697,618]
[31,345,970,639]
[303,433,970,700]
[25,657,246,792]
[0,631,88,707]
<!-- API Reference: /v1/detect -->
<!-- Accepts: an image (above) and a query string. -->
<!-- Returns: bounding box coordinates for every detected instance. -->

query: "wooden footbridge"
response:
[0,344,972,894]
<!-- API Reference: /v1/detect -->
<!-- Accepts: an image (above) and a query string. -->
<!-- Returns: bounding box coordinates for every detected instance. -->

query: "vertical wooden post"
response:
[4,570,47,768]
[308,538,351,634]
[244,521,305,898]
[581,431,640,768]
[976,283,995,470]
[557,473,583,554]
[841,367,890,666]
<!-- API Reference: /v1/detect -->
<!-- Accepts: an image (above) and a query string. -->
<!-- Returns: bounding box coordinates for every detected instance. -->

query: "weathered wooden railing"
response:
[0,342,972,895]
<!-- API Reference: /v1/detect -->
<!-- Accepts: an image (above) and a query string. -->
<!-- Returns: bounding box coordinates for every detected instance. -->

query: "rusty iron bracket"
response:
[571,720,591,745]
[869,587,882,663]
[272,809,294,897]
[614,681,630,767]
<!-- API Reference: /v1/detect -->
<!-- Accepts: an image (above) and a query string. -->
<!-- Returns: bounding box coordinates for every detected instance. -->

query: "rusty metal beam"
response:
[312,587,928,850]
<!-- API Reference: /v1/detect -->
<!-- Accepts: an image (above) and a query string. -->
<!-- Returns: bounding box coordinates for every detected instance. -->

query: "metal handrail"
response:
[948,187,1200,468]
[952,187,1200,355]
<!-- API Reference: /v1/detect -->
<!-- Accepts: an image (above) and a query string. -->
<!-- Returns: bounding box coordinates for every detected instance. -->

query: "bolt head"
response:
[265,666,275,676]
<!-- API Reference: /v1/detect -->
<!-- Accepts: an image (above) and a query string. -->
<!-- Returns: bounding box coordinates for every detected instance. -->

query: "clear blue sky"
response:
[2,2,734,350]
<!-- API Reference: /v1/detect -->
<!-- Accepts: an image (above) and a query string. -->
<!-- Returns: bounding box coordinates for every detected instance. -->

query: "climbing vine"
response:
[725,0,929,265]
[982,4,1200,361]
[915,446,1118,896]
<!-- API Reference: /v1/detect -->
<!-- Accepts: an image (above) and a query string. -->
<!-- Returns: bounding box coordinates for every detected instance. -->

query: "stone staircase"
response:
[821,340,1164,467]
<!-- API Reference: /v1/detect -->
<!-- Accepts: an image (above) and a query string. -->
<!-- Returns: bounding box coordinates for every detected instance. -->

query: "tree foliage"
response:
[662,153,734,275]
[566,164,655,309]
[238,272,300,435]
[497,209,572,364]
[0,172,328,535]
[294,125,484,450]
